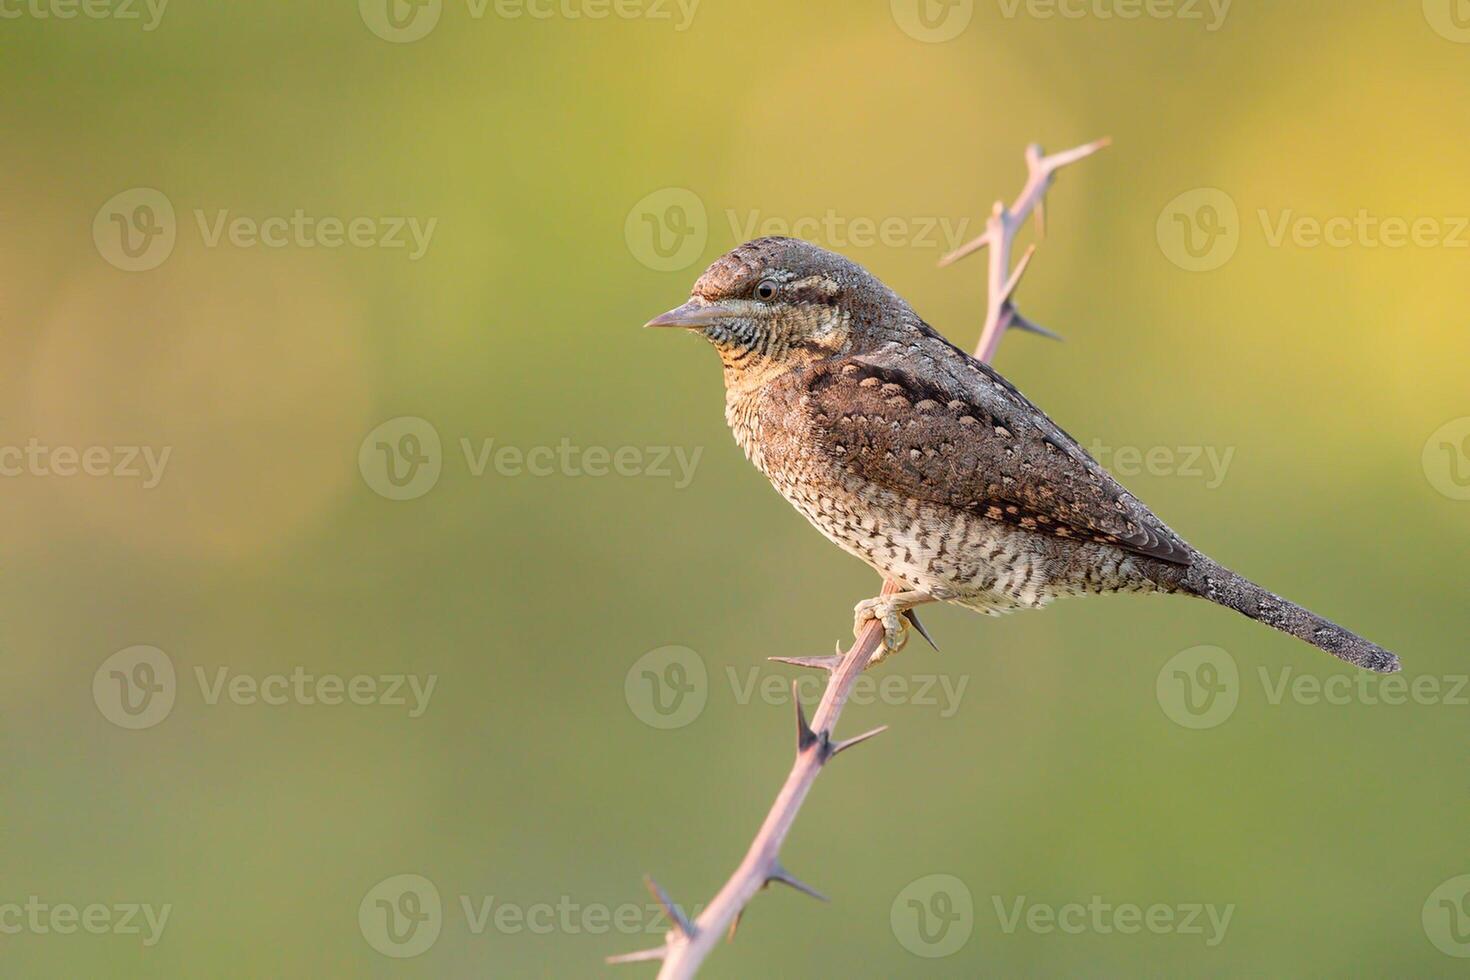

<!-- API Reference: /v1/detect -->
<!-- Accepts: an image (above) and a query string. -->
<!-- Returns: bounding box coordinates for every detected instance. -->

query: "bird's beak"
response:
[644,298,724,330]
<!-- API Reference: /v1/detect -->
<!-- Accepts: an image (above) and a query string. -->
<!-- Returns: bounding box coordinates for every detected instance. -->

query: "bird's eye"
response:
[754,279,779,301]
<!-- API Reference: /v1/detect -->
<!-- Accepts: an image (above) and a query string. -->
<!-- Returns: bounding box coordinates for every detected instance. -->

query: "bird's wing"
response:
[772,350,1192,565]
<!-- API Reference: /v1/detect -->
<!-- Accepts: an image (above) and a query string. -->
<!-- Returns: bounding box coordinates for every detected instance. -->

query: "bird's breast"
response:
[722,382,1150,614]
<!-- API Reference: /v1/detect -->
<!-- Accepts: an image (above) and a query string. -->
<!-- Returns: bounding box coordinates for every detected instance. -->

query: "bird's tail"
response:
[1160,556,1401,674]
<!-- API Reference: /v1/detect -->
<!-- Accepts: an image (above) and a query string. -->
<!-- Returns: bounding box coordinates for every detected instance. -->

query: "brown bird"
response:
[647,237,1401,673]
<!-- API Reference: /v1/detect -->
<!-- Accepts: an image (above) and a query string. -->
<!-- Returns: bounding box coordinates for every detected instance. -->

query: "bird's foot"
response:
[853,590,932,667]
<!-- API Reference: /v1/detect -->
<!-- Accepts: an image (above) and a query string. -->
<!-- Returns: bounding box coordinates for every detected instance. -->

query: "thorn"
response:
[901,609,939,651]
[793,680,819,751]
[1040,136,1111,173]
[644,875,695,939]
[1010,309,1064,342]
[829,724,888,758]
[992,305,1017,336]
[768,865,829,902]
[937,228,993,267]
[607,946,668,965]
[999,243,1034,301]
[768,653,844,672]
[727,909,743,943]
[1000,244,1037,302]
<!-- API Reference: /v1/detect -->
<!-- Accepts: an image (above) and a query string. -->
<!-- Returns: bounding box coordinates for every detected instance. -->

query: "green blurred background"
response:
[2,1,1468,976]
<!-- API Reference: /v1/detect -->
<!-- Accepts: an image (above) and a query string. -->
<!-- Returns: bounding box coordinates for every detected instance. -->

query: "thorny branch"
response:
[940,138,1110,362]
[609,139,1110,978]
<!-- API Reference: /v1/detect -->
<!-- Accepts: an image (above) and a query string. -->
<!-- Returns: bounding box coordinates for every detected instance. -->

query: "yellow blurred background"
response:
[2,0,1468,975]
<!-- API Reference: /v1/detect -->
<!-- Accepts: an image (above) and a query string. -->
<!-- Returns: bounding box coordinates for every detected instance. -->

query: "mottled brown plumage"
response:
[647,237,1400,673]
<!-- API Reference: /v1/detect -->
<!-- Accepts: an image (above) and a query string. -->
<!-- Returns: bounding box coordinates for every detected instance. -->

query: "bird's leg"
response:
[853,590,935,666]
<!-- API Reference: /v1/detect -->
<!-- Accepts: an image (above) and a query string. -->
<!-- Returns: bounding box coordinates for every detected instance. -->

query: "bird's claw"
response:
[853,597,909,666]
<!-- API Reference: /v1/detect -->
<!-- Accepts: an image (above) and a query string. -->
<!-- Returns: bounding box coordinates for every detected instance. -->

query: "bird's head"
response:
[645,237,912,388]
